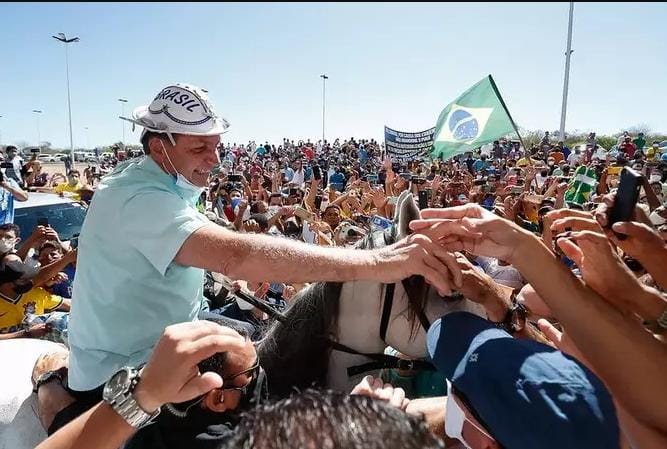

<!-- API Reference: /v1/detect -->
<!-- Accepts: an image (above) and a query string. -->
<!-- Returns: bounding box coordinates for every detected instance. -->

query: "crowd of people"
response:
[0,82,665,449]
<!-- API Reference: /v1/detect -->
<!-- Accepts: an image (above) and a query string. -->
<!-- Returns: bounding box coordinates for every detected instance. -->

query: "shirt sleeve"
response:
[120,190,210,276]
[42,291,64,312]
[54,183,65,194]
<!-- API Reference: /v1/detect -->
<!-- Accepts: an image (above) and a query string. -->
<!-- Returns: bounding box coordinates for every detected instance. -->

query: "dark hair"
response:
[323,204,341,214]
[141,131,180,155]
[248,213,269,232]
[39,240,62,253]
[198,317,250,376]
[0,223,20,237]
[223,390,444,449]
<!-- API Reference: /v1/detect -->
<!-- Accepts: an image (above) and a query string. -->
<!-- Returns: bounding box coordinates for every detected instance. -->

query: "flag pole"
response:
[487,74,533,166]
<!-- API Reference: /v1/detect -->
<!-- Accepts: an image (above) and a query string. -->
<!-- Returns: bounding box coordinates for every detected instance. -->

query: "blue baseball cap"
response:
[427,312,619,449]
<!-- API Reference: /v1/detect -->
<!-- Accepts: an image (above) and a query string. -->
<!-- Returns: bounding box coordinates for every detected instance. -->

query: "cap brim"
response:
[120,104,230,136]
[427,312,511,379]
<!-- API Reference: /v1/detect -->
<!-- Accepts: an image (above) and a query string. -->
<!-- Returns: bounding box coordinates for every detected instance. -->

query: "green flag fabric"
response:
[564,166,598,205]
[432,75,517,160]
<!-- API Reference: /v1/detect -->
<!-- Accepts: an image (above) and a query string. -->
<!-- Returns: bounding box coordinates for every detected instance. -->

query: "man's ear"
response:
[148,137,167,162]
[14,237,20,245]
[203,389,229,413]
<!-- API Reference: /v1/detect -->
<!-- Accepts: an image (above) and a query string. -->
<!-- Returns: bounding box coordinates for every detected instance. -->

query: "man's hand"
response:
[372,231,466,296]
[556,231,641,315]
[47,272,69,286]
[351,375,409,411]
[410,204,534,264]
[132,321,247,414]
[609,221,667,262]
[25,323,50,338]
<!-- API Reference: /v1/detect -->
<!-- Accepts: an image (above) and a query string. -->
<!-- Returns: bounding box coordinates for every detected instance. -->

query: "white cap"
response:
[120,83,229,145]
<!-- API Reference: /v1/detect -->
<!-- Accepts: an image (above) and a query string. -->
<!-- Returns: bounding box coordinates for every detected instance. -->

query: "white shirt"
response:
[291,169,305,186]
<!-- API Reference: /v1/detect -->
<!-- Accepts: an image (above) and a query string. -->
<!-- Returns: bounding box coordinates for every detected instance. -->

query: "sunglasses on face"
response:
[221,360,261,396]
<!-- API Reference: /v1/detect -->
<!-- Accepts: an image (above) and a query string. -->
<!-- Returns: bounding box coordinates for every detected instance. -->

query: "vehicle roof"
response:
[15,192,78,209]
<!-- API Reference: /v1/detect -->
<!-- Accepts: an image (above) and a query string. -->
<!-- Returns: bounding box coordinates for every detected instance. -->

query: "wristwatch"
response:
[643,307,667,335]
[492,294,528,334]
[103,367,160,428]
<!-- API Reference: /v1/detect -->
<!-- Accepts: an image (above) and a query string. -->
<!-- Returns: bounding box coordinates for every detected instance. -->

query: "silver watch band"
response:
[111,392,158,428]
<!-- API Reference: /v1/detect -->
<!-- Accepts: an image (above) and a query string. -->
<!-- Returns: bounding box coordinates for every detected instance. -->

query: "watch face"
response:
[104,368,132,400]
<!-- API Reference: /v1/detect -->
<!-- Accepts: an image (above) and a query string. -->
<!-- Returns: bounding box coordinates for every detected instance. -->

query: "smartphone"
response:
[312,165,322,181]
[608,167,642,237]
[474,179,486,186]
[37,217,49,227]
[314,195,323,210]
[418,190,428,210]
[0,162,13,169]
[511,186,524,195]
[366,174,379,183]
[412,177,426,185]
[399,173,412,181]
[228,174,243,183]
[30,148,41,154]
[293,206,314,222]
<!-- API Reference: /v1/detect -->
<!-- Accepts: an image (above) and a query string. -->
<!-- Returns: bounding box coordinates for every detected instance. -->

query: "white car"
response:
[37,154,57,163]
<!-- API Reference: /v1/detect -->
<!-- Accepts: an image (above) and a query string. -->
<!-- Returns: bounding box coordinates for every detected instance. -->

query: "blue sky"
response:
[1,2,666,149]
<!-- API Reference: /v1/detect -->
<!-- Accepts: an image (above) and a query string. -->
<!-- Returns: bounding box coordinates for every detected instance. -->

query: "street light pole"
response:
[320,74,328,144]
[52,33,79,162]
[559,2,574,140]
[32,110,43,149]
[118,98,128,146]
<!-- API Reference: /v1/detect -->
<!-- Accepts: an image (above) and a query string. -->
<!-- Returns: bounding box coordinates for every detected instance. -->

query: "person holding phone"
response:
[0,152,29,224]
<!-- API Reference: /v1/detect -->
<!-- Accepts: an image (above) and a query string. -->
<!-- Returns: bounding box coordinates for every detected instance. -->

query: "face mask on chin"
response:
[0,239,16,254]
[159,140,205,202]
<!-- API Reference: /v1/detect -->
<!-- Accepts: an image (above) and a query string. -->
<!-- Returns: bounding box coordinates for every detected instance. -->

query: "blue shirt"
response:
[68,157,210,390]
[329,172,346,191]
[50,264,76,298]
[0,178,20,224]
[472,159,489,172]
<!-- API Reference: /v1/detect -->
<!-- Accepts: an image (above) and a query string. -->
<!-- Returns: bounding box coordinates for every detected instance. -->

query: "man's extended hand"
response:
[132,321,247,414]
[351,375,409,411]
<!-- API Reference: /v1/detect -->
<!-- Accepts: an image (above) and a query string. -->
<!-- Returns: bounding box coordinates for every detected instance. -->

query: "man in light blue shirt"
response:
[46,83,466,434]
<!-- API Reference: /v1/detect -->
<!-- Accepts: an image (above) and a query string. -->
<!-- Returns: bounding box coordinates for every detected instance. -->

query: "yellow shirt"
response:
[54,182,83,201]
[0,287,63,334]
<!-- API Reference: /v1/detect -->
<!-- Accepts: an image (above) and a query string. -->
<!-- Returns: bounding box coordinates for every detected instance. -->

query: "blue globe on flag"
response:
[448,109,479,141]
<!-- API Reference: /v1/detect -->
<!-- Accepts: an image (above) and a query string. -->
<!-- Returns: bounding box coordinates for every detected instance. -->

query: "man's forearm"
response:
[178,225,376,284]
[35,402,135,449]
[512,236,667,429]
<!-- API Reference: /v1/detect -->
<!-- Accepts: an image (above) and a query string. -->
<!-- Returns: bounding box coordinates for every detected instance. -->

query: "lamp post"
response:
[320,74,328,144]
[559,2,575,140]
[118,98,128,146]
[32,110,43,149]
[52,32,79,163]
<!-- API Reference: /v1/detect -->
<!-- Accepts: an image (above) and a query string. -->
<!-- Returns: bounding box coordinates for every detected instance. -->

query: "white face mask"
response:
[650,210,666,226]
[445,381,471,448]
[0,239,16,254]
[159,141,204,202]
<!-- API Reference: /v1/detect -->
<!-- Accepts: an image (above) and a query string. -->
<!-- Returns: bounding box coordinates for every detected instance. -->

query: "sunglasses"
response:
[221,360,261,396]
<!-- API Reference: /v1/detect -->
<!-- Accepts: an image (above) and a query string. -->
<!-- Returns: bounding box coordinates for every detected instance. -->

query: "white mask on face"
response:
[0,239,15,254]
[445,381,471,449]
[159,140,204,201]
